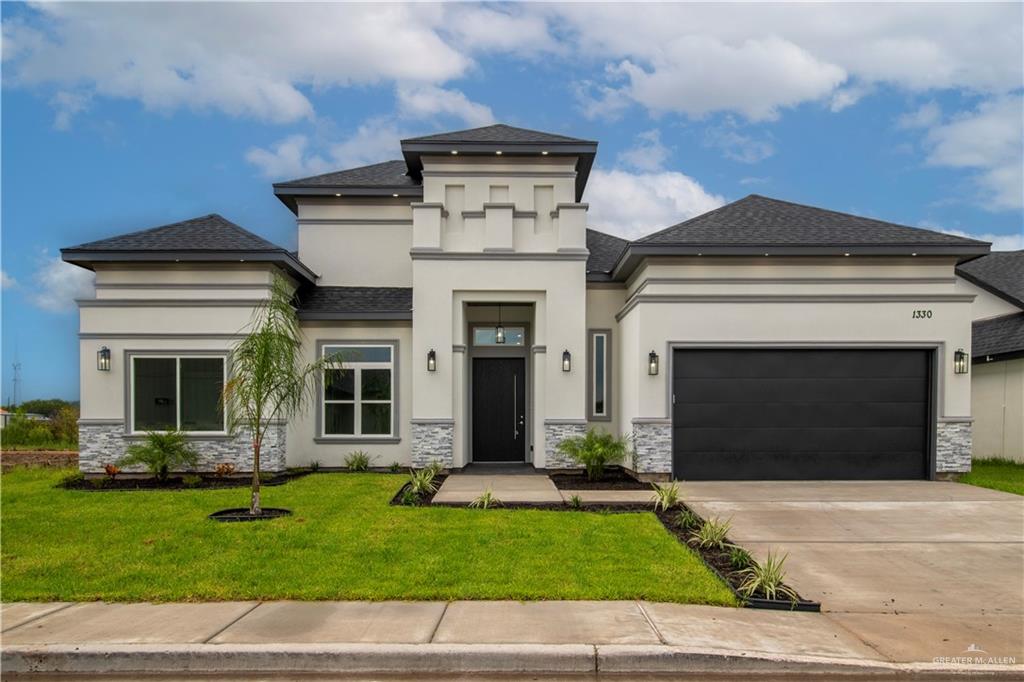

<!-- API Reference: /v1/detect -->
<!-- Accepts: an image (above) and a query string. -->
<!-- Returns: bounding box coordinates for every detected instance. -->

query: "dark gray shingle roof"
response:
[586,228,628,280]
[297,286,412,320]
[65,214,283,252]
[274,160,417,190]
[957,251,1024,309]
[973,312,1024,360]
[403,124,592,145]
[639,195,991,247]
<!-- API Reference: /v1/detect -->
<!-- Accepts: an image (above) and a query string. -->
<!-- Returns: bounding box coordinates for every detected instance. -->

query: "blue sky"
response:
[2,2,1022,402]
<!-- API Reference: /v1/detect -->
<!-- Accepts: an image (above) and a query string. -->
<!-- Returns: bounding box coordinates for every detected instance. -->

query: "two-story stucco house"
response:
[62,124,994,480]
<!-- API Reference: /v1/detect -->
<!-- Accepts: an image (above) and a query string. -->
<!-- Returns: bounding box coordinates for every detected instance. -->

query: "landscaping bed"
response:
[548,466,648,490]
[60,469,311,491]
[389,474,448,505]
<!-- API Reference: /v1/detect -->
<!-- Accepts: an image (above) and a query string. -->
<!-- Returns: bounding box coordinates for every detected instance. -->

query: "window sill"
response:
[314,436,401,444]
[587,416,613,422]
[123,433,234,441]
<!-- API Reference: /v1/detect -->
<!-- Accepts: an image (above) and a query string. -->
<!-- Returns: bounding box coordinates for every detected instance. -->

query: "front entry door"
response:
[472,357,526,462]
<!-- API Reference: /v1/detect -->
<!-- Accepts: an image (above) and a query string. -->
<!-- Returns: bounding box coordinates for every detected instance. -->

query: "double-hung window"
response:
[131,355,226,433]
[589,331,610,420]
[322,344,395,438]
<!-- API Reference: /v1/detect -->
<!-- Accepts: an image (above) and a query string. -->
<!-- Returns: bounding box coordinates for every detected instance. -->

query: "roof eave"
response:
[955,268,1024,310]
[297,311,412,321]
[60,248,319,285]
[272,185,423,214]
[609,243,993,281]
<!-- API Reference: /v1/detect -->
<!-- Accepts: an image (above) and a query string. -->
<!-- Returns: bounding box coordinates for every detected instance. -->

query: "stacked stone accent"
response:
[632,420,672,475]
[543,421,587,469]
[411,421,454,468]
[936,421,972,473]
[77,421,286,474]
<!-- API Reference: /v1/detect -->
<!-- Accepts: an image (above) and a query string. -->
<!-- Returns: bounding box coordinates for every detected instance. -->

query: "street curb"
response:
[3,643,1020,677]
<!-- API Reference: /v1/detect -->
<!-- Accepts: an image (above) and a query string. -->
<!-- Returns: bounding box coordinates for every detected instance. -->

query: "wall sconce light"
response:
[648,350,659,376]
[495,303,505,344]
[97,346,111,372]
[954,348,969,374]
[427,349,436,372]
[562,349,572,372]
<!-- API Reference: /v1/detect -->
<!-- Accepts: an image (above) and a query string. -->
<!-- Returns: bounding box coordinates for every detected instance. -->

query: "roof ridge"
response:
[636,198,741,243]
[66,213,285,252]
[275,159,407,187]
[402,123,592,144]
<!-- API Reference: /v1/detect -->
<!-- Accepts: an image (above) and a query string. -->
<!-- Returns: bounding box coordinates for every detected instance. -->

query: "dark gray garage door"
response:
[672,349,931,480]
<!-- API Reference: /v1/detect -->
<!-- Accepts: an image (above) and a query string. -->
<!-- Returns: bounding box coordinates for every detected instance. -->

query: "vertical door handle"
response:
[513,374,519,440]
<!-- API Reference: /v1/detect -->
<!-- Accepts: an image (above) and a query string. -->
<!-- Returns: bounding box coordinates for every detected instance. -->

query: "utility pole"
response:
[11,362,21,409]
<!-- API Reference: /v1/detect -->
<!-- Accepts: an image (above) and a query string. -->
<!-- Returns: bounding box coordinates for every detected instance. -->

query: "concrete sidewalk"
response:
[3,600,1019,677]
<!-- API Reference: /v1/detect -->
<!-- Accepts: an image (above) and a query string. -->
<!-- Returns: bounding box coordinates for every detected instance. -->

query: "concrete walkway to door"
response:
[432,465,563,504]
[684,480,1024,664]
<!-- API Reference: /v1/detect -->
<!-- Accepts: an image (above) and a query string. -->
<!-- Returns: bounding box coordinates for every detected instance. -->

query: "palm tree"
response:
[222,276,328,514]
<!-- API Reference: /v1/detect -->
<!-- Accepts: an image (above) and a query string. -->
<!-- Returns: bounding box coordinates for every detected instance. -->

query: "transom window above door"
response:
[472,326,525,346]
[321,344,395,438]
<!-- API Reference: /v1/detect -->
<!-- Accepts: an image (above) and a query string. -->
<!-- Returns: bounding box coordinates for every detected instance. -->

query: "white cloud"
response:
[2,3,471,123]
[245,134,331,180]
[28,254,95,313]
[829,83,874,112]
[897,101,941,129]
[739,176,769,186]
[923,96,1024,211]
[396,84,494,127]
[1,270,18,289]
[704,120,775,164]
[586,168,725,240]
[328,118,410,169]
[444,5,559,57]
[933,227,1023,251]
[617,129,670,172]
[50,90,90,130]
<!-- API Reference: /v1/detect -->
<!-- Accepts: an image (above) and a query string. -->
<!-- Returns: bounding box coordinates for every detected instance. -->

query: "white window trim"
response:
[320,344,396,439]
[129,354,227,435]
[588,330,611,421]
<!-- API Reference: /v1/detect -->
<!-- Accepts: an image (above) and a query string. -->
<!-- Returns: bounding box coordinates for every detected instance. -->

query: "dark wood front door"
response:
[472,357,526,462]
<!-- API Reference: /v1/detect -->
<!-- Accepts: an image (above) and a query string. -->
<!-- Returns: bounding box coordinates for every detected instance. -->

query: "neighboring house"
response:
[956,251,1024,462]
[62,124,992,480]
[0,408,8,430]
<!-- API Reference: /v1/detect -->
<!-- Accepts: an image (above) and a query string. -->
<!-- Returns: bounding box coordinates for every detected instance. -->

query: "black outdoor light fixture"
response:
[954,348,969,374]
[495,303,506,344]
[648,350,659,376]
[562,349,572,372]
[97,346,111,372]
[427,349,437,372]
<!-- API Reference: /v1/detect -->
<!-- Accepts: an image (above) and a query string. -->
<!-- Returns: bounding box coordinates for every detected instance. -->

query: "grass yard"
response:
[960,457,1024,496]
[1,468,735,605]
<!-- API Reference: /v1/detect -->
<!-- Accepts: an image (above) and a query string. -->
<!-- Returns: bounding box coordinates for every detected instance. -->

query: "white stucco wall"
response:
[972,358,1024,462]
[955,277,1020,321]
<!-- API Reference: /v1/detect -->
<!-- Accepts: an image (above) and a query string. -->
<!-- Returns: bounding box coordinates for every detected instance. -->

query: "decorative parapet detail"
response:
[543,420,587,469]
[77,421,286,474]
[936,421,972,473]
[411,420,454,469]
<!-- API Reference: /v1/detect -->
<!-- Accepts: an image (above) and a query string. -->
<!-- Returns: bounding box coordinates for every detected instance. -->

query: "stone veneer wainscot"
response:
[543,420,587,469]
[411,420,454,468]
[936,421,972,473]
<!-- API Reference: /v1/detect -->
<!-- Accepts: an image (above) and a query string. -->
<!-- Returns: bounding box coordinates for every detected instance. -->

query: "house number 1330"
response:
[912,310,933,319]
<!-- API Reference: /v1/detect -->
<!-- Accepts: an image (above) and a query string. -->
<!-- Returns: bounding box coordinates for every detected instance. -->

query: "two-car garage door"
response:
[672,349,931,480]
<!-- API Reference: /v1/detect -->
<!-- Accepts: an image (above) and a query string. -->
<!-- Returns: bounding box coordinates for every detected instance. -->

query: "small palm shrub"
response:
[344,450,374,472]
[690,516,732,551]
[675,507,700,530]
[568,494,583,510]
[650,481,680,511]
[728,545,754,571]
[555,428,628,480]
[118,430,199,482]
[737,551,799,603]
[469,488,501,509]
[408,468,438,498]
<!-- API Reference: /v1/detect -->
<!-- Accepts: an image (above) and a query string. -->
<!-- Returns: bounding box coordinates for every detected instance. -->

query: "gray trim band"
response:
[410,418,455,425]
[298,311,412,321]
[313,437,401,444]
[636,276,960,287]
[410,250,588,261]
[94,283,270,291]
[80,333,244,340]
[78,419,124,426]
[531,345,547,354]
[78,299,266,308]
[631,417,672,425]
[422,170,577,178]
[938,416,974,423]
[452,344,467,353]
[543,418,587,425]
[297,218,413,226]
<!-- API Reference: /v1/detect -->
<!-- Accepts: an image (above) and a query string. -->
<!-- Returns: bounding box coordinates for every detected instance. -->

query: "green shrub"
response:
[182,474,203,488]
[469,487,501,509]
[650,481,680,512]
[555,428,628,480]
[118,430,199,482]
[344,450,374,472]
[400,488,419,506]
[727,545,753,571]
[425,460,445,477]
[408,468,438,498]
[737,551,798,603]
[60,471,85,487]
[690,516,732,551]
[675,507,700,530]
[0,405,80,451]
[568,494,583,510]
[308,460,320,472]
[389,462,402,473]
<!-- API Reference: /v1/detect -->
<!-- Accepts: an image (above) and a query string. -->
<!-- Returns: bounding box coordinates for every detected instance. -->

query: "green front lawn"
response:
[1,468,735,605]
[960,458,1024,496]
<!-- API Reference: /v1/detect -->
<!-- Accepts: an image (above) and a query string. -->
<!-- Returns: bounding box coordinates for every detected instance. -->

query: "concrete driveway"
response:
[685,480,1024,664]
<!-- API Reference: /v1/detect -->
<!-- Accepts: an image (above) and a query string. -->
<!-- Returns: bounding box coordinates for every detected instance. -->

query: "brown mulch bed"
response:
[389,474,448,505]
[548,466,650,490]
[0,450,78,471]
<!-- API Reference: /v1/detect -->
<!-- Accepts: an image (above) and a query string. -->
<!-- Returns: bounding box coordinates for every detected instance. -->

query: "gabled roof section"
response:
[61,214,317,284]
[401,123,598,202]
[956,250,1024,310]
[296,286,412,321]
[403,124,592,144]
[273,160,422,212]
[973,312,1024,362]
[640,195,990,247]
[586,228,629,282]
